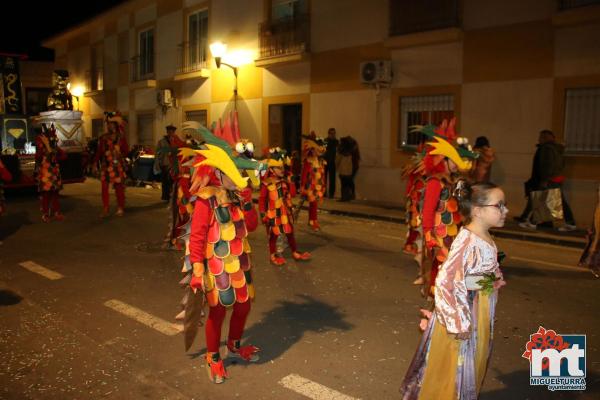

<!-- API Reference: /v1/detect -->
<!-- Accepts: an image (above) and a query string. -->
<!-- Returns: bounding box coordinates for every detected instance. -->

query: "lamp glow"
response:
[70,85,85,97]
[209,42,227,58]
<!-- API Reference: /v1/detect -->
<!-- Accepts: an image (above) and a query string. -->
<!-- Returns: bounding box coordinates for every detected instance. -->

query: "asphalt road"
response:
[1,180,598,400]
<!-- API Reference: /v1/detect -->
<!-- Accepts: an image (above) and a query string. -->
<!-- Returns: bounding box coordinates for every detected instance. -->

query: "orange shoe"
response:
[41,214,51,223]
[53,213,65,221]
[226,340,260,362]
[99,208,110,218]
[309,220,320,232]
[292,251,311,261]
[270,254,286,266]
[115,208,124,217]
[206,353,228,384]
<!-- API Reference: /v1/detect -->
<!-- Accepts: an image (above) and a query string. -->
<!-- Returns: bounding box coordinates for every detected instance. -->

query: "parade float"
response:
[0,57,85,187]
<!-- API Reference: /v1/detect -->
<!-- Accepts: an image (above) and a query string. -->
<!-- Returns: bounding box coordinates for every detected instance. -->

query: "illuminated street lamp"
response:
[210,41,239,108]
[68,83,85,111]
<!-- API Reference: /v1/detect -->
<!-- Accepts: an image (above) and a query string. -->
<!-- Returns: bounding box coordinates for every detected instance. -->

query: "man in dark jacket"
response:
[154,124,178,201]
[518,130,576,230]
[324,128,338,198]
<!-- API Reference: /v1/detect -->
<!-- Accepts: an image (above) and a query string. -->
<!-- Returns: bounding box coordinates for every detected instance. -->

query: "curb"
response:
[251,198,587,249]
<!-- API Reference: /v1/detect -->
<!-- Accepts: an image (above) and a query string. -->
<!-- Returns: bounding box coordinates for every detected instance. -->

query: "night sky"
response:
[0,1,127,61]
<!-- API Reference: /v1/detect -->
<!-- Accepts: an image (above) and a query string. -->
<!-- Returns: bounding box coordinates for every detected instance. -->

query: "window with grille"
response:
[137,113,154,146]
[564,87,600,154]
[398,94,454,149]
[272,0,307,19]
[185,110,208,128]
[91,118,104,138]
[188,10,208,67]
[139,29,154,78]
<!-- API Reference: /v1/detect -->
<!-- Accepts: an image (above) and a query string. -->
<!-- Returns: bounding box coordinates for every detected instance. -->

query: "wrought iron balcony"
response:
[176,41,209,75]
[558,0,600,10]
[389,0,460,36]
[130,55,155,82]
[258,14,310,59]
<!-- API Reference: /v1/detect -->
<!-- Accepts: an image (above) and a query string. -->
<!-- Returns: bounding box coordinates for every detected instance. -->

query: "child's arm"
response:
[240,186,258,232]
[434,233,474,337]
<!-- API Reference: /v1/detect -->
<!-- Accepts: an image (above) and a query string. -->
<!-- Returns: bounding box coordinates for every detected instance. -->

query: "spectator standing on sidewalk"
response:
[471,136,495,183]
[518,130,576,231]
[154,124,178,201]
[336,136,354,202]
[324,128,338,198]
[350,136,360,200]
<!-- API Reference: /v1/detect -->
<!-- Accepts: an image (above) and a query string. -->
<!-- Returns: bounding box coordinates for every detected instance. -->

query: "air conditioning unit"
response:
[360,60,393,84]
[157,89,173,106]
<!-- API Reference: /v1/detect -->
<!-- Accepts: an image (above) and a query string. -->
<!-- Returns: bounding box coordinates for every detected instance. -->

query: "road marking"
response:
[104,299,183,336]
[378,234,403,240]
[18,261,63,280]
[279,374,360,400]
[509,256,587,272]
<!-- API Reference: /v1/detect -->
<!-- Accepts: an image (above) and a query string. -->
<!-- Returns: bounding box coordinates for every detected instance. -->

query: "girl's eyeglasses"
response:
[481,202,508,212]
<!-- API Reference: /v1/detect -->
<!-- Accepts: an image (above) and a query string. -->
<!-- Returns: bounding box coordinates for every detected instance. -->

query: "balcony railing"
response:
[130,55,155,82]
[558,0,600,10]
[389,0,460,36]
[177,41,209,74]
[258,14,310,59]
[85,68,104,92]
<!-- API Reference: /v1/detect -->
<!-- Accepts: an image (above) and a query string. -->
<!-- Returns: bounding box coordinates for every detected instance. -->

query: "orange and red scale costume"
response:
[300,133,326,231]
[35,125,67,222]
[94,112,129,215]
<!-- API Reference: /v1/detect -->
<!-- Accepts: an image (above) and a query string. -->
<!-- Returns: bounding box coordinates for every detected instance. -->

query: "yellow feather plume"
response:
[429,136,473,172]
[194,144,248,189]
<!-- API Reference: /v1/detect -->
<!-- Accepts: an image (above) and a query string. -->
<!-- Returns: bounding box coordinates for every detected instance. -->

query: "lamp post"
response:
[210,41,238,109]
[69,85,85,111]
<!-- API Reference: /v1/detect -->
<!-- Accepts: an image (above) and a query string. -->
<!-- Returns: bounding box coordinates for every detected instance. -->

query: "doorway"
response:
[268,103,302,155]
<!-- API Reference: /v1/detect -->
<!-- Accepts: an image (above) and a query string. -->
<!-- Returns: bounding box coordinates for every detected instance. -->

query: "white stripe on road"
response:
[509,256,587,272]
[104,299,183,336]
[19,261,64,280]
[279,374,360,400]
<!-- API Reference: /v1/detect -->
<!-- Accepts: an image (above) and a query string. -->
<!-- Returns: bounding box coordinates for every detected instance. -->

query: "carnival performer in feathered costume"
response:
[35,124,67,222]
[402,142,428,284]
[94,111,129,217]
[413,118,478,298]
[177,121,265,384]
[0,158,13,216]
[259,147,311,266]
[164,128,200,250]
[300,132,326,231]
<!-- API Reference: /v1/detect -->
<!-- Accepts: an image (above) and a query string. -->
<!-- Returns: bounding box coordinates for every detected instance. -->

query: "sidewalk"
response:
[254,194,588,249]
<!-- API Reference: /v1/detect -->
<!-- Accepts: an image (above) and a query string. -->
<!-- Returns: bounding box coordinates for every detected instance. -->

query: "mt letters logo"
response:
[522,326,586,391]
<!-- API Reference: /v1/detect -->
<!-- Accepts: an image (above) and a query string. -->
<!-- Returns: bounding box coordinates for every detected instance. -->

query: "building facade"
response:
[43,0,600,225]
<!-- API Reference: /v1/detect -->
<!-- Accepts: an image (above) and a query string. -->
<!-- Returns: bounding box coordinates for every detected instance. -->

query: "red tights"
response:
[309,201,318,221]
[101,182,125,210]
[205,301,251,353]
[268,231,298,254]
[40,191,60,215]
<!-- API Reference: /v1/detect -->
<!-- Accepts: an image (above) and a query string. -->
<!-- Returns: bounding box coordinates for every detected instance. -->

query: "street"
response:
[1,180,598,400]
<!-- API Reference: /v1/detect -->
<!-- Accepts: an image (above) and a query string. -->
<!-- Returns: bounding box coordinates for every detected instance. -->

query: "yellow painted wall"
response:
[391,42,462,87]
[311,0,387,52]
[263,61,311,98]
[311,42,390,93]
[463,21,554,82]
[555,23,600,77]
[463,0,554,30]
